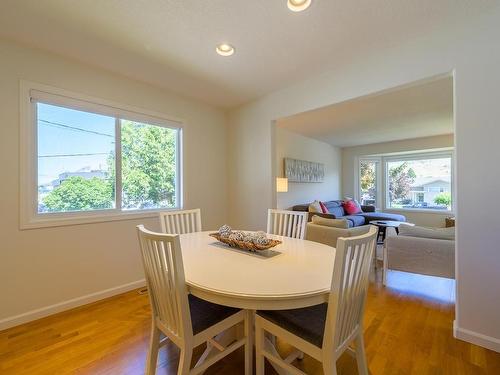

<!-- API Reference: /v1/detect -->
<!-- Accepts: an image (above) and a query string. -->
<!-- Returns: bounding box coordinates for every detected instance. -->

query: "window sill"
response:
[384,208,454,215]
[20,208,181,230]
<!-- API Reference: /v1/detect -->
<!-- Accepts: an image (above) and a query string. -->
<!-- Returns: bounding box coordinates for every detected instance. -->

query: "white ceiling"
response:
[276,76,453,147]
[0,1,492,108]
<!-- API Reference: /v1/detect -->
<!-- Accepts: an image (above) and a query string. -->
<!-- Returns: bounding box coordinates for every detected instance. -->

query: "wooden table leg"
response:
[380,226,387,243]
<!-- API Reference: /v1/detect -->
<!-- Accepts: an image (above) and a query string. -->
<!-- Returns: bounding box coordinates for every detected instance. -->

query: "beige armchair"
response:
[383,226,455,285]
[306,222,371,248]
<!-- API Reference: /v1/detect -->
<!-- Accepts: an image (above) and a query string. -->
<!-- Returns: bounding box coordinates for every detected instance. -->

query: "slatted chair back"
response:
[137,225,192,342]
[266,209,307,239]
[324,225,377,354]
[159,208,202,235]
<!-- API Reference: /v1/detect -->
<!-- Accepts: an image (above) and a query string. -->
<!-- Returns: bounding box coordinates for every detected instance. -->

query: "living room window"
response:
[358,159,380,207]
[385,154,453,212]
[21,82,183,228]
[357,151,454,213]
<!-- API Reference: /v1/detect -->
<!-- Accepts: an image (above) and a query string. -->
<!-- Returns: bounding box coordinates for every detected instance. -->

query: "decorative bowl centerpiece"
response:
[210,225,282,252]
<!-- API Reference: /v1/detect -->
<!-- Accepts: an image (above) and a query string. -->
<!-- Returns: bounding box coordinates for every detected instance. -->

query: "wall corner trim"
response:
[453,320,500,353]
[0,279,146,331]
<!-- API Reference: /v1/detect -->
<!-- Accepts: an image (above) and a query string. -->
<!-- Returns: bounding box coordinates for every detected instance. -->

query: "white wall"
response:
[0,40,228,327]
[342,134,454,227]
[227,7,500,352]
[275,127,341,210]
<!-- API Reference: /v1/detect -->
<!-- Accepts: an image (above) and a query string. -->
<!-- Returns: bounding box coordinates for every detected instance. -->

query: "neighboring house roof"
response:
[411,176,451,188]
[50,168,108,187]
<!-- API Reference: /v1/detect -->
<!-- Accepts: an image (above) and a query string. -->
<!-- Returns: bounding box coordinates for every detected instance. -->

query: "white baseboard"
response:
[453,320,500,353]
[0,279,146,331]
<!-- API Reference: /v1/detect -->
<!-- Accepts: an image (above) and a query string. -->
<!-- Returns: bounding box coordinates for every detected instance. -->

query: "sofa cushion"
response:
[343,215,367,227]
[308,200,322,213]
[324,201,345,217]
[342,199,363,215]
[398,225,455,240]
[358,212,406,222]
[319,201,329,213]
[307,213,336,222]
[311,215,350,229]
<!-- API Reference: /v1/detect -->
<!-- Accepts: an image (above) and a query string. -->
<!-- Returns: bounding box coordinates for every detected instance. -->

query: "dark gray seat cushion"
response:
[358,212,406,222]
[189,294,240,335]
[343,215,367,227]
[257,303,327,348]
[360,205,376,213]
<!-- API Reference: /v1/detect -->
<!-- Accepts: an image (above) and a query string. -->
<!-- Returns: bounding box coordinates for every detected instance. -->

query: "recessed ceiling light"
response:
[216,43,235,56]
[287,0,311,12]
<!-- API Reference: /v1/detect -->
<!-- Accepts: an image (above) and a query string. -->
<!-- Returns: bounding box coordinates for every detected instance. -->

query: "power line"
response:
[38,119,114,138]
[39,152,111,158]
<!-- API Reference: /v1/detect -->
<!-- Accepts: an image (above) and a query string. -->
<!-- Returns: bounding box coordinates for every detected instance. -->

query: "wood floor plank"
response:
[0,267,499,374]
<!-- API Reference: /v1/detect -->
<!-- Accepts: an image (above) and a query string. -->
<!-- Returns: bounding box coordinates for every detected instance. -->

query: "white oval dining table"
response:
[179,231,336,311]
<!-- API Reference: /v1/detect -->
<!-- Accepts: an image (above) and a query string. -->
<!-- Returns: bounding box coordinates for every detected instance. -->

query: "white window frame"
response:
[355,150,455,215]
[383,151,455,214]
[357,157,382,209]
[20,81,184,229]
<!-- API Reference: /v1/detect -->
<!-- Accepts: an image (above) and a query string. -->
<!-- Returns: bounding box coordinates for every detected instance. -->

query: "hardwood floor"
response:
[1,267,499,375]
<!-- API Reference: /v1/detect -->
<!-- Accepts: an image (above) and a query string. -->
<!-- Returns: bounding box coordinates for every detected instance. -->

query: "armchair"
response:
[383,226,455,285]
[306,221,371,248]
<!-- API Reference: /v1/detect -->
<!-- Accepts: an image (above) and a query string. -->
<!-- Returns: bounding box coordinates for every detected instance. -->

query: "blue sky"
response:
[37,103,115,185]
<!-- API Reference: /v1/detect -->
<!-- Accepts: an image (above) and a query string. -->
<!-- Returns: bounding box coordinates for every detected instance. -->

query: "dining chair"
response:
[255,225,378,375]
[137,225,252,375]
[267,209,308,240]
[159,208,202,234]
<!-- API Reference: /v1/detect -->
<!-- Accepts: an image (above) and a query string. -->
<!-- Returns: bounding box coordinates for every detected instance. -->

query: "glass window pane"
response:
[37,103,116,213]
[120,120,178,210]
[387,157,452,210]
[360,160,377,206]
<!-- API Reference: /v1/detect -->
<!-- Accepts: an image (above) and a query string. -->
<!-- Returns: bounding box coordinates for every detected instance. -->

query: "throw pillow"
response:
[398,225,455,241]
[319,201,329,214]
[312,215,350,229]
[308,200,322,213]
[342,199,362,215]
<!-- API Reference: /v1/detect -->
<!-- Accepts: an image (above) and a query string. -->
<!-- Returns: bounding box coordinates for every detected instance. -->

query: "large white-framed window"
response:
[358,158,382,208]
[384,152,454,212]
[20,81,183,229]
[356,150,454,214]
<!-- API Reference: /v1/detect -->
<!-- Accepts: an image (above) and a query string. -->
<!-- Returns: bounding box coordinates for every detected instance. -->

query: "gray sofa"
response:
[293,200,406,228]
